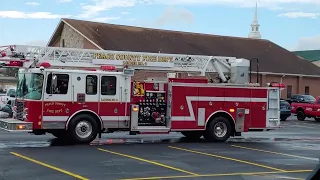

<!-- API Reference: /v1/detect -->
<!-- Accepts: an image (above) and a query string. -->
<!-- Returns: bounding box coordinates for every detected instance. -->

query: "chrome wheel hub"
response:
[75,120,92,139]
[214,122,227,137]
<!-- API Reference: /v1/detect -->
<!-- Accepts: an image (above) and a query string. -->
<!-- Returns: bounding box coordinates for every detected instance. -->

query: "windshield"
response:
[302,95,315,101]
[16,72,44,100]
[280,100,289,105]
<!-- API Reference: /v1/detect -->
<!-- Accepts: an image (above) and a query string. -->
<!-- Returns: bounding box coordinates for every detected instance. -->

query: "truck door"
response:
[99,74,123,128]
[71,73,99,114]
[43,71,72,129]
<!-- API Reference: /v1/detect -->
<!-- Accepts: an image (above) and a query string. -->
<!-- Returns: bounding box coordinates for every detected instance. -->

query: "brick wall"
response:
[262,74,320,99]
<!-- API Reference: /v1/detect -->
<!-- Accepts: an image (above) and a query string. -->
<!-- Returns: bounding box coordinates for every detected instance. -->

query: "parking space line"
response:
[291,145,320,150]
[97,148,199,176]
[10,152,89,180]
[288,124,319,129]
[168,146,286,172]
[231,145,319,161]
[250,174,304,180]
[119,169,312,180]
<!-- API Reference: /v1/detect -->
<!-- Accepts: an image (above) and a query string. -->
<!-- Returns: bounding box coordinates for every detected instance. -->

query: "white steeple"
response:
[248,2,261,39]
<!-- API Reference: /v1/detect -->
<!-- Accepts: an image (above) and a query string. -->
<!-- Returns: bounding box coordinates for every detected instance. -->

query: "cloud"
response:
[152,0,320,10]
[25,40,48,46]
[121,12,130,15]
[56,0,72,3]
[25,2,40,6]
[278,12,320,18]
[77,0,136,19]
[293,35,320,50]
[91,17,121,22]
[152,7,194,26]
[0,11,70,19]
[139,0,152,5]
[73,0,320,21]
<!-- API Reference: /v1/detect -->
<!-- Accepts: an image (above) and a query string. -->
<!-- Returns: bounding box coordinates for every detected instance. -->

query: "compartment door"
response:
[71,73,99,113]
[99,75,121,128]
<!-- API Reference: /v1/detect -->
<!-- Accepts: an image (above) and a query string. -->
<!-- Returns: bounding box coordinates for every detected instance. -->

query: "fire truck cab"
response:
[0,45,283,144]
[13,67,132,143]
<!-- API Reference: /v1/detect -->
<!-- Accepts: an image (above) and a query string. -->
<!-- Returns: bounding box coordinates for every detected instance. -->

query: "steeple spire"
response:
[248,2,261,39]
[254,2,258,22]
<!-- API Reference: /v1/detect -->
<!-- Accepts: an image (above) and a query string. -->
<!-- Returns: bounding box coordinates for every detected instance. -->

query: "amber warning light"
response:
[16,125,26,130]
[132,106,139,112]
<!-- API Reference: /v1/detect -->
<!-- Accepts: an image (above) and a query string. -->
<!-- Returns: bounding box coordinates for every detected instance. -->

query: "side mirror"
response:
[49,73,58,95]
[52,74,58,88]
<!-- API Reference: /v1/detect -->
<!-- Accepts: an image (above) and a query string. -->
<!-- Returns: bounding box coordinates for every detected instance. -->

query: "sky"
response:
[0,0,319,51]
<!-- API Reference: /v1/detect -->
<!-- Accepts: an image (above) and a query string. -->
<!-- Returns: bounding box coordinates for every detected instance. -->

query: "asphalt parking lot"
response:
[0,116,320,180]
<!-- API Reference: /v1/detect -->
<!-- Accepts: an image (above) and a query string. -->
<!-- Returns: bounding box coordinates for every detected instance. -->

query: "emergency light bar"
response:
[39,62,51,68]
[268,82,286,88]
[100,65,116,71]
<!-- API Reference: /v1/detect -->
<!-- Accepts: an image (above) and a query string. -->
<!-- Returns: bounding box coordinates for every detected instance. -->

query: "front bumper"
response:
[280,110,291,117]
[0,118,33,132]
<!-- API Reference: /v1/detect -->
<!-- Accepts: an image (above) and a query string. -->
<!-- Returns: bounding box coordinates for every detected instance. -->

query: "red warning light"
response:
[39,62,51,68]
[269,82,286,88]
[100,66,116,71]
[7,61,23,67]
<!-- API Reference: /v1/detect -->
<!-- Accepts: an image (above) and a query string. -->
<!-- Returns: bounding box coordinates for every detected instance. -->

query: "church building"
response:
[46,4,320,99]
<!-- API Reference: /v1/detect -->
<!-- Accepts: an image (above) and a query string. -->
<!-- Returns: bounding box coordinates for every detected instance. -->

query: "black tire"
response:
[297,110,305,121]
[51,130,67,139]
[280,117,287,121]
[67,114,98,144]
[181,131,204,139]
[204,116,232,142]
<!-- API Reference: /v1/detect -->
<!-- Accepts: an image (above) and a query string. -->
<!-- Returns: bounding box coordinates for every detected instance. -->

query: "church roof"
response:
[47,18,320,77]
[293,50,320,62]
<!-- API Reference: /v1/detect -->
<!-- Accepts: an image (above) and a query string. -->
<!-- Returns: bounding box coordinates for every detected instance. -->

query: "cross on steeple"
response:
[248,2,261,39]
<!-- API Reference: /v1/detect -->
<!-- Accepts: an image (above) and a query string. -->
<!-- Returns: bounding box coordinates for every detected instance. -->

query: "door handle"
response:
[120,87,123,102]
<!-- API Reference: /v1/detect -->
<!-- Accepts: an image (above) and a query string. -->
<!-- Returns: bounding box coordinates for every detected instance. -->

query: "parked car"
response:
[291,95,320,122]
[0,87,16,105]
[287,94,315,104]
[280,100,291,121]
[0,100,14,118]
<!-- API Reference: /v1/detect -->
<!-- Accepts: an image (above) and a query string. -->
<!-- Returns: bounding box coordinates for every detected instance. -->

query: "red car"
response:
[291,95,320,122]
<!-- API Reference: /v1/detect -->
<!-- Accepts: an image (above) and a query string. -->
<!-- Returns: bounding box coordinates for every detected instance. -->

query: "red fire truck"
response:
[0,45,282,144]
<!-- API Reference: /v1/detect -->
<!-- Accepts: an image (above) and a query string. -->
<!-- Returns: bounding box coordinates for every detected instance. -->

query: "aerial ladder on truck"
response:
[0,44,282,144]
[0,45,259,85]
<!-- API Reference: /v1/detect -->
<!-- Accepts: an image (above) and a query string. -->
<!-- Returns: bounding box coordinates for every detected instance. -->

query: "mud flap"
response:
[0,118,33,132]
